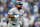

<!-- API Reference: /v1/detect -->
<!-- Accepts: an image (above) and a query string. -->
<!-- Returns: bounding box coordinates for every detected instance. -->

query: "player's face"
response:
[16,4,22,9]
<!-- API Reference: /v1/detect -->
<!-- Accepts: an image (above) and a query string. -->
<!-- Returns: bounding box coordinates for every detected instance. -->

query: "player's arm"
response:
[8,14,15,18]
[8,9,19,18]
[8,14,20,18]
[8,9,15,18]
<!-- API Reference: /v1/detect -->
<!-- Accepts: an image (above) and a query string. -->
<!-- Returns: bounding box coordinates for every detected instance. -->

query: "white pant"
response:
[8,22,20,27]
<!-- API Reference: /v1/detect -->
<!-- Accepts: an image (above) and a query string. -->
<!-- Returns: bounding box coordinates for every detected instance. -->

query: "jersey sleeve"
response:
[8,8,14,15]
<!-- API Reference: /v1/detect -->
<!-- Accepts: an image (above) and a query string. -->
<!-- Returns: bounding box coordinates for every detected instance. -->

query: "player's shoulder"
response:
[20,9,24,12]
[9,7,16,11]
[10,7,16,10]
[20,9,24,14]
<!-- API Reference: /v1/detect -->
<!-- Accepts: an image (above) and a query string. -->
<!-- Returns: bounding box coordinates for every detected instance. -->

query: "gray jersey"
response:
[8,7,24,24]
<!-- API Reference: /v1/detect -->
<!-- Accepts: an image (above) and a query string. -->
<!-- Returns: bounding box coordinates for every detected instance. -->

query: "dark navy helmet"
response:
[15,2,22,6]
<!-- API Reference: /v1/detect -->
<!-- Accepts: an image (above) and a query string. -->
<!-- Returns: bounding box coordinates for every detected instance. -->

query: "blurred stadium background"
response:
[0,0,40,27]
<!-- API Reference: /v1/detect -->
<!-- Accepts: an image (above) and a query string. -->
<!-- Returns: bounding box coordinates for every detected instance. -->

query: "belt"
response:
[12,23,16,26]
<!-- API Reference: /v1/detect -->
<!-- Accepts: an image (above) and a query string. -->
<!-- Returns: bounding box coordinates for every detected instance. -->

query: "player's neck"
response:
[16,7,20,11]
[18,9,20,11]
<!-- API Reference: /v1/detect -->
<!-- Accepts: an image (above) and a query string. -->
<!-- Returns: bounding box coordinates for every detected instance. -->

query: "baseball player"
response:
[8,2,24,27]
